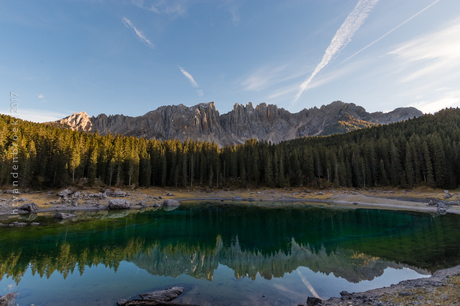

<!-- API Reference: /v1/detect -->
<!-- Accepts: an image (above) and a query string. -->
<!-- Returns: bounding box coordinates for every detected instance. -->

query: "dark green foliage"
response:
[0,107,459,189]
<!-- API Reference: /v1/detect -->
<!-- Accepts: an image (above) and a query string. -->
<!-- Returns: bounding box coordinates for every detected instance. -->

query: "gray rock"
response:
[71,191,81,198]
[162,199,180,207]
[57,188,73,197]
[318,192,324,195]
[19,203,39,213]
[31,222,40,226]
[166,193,174,196]
[444,190,449,193]
[19,197,28,202]
[139,286,183,302]
[139,200,147,207]
[53,212,76,220]
[4,190,20,194]
[71,201,78,207]
[104,189,126,197]
[9,221,27,227]
[117,299,128,306]
[444,193,452,199]
[437,207,448,215]
[108,199,130,210]
[306,296,322,306]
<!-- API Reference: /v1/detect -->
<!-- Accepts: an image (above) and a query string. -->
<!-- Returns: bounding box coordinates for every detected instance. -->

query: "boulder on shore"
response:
[57,188,73,197]
[18,203,39,213]
[108,199,131,210]
[162,199,180,207]
[104,189,127,197]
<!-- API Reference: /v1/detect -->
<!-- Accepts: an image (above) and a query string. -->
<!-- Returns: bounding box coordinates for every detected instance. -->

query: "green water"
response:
[1,202,460,306]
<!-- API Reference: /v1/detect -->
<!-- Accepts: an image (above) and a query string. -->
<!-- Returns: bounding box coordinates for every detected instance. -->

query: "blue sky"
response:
[1,0,459,122]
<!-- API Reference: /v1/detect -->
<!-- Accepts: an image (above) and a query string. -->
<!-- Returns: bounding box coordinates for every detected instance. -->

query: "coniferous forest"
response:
[1,108,459,190]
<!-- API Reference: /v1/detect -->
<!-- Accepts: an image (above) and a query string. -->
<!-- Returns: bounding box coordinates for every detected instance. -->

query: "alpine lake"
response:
[1,202,460,306]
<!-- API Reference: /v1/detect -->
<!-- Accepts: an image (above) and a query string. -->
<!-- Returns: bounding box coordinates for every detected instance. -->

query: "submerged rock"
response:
[108,199,131,210]
[9,221,27,227]
[53,212,76,220]
[117,286,200,306]
[162,199,180,207]
[102,210,129,219]
[139,286,184,302]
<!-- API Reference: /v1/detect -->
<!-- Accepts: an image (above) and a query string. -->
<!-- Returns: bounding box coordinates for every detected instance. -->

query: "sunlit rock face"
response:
[53,101,422,146]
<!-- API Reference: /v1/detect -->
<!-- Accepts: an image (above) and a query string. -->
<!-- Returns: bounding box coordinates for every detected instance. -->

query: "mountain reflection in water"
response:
[131,236,429,283]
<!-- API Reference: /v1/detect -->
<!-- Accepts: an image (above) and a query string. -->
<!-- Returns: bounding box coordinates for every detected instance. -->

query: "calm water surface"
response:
[1,202,460,306]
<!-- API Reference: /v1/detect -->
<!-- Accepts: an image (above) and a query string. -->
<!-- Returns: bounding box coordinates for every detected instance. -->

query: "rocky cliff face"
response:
[54,101,423,146]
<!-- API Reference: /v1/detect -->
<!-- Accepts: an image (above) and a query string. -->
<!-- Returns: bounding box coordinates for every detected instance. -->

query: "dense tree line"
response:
[1,107,459,189]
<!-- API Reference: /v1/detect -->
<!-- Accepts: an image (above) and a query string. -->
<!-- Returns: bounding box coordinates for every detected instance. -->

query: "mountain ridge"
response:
[54,101,423,146]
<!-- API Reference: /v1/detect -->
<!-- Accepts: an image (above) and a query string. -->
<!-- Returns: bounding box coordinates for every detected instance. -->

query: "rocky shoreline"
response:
[300,264,460,306]
[1,187,459,219]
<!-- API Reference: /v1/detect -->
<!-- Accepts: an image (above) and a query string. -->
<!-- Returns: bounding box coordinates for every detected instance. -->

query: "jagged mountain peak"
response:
[52,101,423,146]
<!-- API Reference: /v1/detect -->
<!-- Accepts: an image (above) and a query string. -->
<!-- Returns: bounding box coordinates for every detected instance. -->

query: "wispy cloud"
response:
[179,66,199,87]
[122,17,154,48]
[36,93,47,103]
[342,0,441,63]
[229,7,240,26]
[389,18,460,83]
[409,90,460,114]
[241,64,289,91]
[179,66,204,97]
[0,109,67,123]
[268,63,360,100]
[132,0,187,15]
[291,0,379,105]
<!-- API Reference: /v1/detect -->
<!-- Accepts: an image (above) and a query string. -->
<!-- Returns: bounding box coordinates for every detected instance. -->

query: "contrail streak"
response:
[291,0,379,105]
[122,17,153,47]
[342,0,442,63]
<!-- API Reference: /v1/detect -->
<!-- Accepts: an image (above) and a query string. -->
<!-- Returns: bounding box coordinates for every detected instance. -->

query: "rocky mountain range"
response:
[54,101,423,146]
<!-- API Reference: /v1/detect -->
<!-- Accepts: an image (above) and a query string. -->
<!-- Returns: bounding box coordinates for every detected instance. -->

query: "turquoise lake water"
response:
[1,202,460,305]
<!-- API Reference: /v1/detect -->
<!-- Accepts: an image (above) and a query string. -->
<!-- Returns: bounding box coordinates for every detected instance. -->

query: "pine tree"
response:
[88,147,98,186]
[404,142,414,188]
[423,141,435,187]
